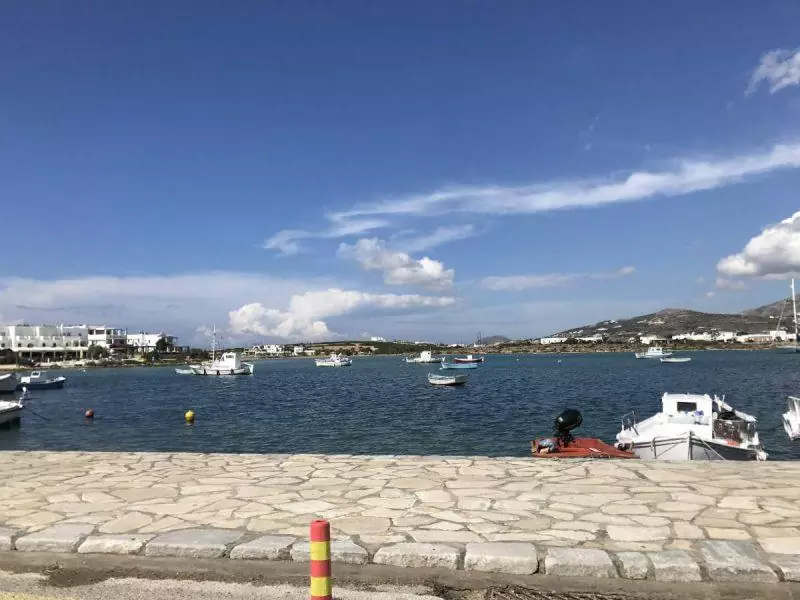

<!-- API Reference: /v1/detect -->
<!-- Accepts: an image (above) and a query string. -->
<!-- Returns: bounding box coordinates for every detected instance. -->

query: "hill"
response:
[553,301,793,341]
[481,335,511,345]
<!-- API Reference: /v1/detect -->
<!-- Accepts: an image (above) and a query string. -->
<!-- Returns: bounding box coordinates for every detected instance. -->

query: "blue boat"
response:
[440,362,478,370]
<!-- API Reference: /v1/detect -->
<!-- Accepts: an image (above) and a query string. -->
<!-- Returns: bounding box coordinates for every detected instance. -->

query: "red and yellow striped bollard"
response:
[309,519,332,600]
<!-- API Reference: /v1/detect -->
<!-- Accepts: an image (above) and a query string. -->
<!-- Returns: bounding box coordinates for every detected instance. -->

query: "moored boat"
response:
[405,350,441,364]
[175,368,195,375]
[532,409,637,459]
[453,354,484,364]
[784,397,800,441]
[660,357,691,363]
[428,373,467,386]
[635,346,673,359]
[315,353,352,367]
[189,326,255,375]
[0,374,18,395]
[616,393,767,461]
[440,362,477,370]
[0,399,23,426]
[17,372,66,390]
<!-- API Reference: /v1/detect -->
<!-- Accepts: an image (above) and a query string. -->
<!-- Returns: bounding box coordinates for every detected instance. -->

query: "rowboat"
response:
[17,372,66,390]
[428,373,467,386]
[440,362,477,370]
[660,357,691,363]
[175,368,195,375]
[453,354,484,363]
[532,409,637,459]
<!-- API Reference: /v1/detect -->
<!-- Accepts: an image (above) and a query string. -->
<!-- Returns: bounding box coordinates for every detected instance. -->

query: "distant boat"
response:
[0,374,18,395]
[660,357,691,364]
[189,326,255,375]
[175,368,195,375]
[440,362,477,370]
[428,373,468,386]
[784,397,800,441]
[315,353,352,367]
[634,346,673,359]
[453,354,484,364]
[17,372,66,390]
[405,350,441,364]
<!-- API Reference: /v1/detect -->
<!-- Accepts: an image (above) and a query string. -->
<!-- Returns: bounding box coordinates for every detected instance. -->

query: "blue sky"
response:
[3,1,800,344]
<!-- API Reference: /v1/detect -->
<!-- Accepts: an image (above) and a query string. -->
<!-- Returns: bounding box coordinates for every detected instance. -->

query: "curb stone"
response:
[290,539,368,565]
[78,535,151,555]
[648,550,702,582]
[464,542,539,575]
[544,548,617,578]
[373,543,461,570]
[145,528,245,559]
[16,524,95,553]
[615,552,650,580]
[699,541,779,583]
[230,535,296,561]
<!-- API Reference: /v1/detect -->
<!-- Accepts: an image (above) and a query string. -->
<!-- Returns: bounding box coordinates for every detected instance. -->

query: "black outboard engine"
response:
[554,409,583,447]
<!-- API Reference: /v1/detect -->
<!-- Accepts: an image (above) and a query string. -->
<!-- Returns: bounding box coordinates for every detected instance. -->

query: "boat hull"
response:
[440,363,477,370]
[17,377,65,390]
[453,358,484,363]
[621,435,763,461]
[0,404,22,426]
[0,375,18,395]
[532,438,637,459]
[428,374,468,386]
[191,365,254,375]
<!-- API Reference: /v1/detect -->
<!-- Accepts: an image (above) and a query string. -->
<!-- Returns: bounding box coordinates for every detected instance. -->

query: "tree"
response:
[155,337,169,353]
[87,344,109,360]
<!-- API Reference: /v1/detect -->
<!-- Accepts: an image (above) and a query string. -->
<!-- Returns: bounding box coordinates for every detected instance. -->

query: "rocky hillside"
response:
[554,302,793,340]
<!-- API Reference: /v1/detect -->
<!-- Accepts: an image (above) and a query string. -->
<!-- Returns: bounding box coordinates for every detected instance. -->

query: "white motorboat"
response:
[405,350,441,364]
[635,346,673,359]
[175,368,195,375]
[0,399,22,426]
[660,357,691,363]
[189,326,254,375]
[18,371,66,389]
[616,393,767,461]
[428,373,467,386]
[0,374,18,395]
[315,353,352,367]
[784,397,800,441]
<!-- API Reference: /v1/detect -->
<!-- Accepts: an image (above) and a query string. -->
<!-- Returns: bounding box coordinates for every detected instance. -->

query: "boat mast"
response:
[792,279,798,347]
[211,325,217,362]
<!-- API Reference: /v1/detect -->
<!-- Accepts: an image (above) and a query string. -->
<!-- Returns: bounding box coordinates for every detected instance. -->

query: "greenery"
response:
[87,344,110,360]
[155,337,169,353]
[0,349,15,365]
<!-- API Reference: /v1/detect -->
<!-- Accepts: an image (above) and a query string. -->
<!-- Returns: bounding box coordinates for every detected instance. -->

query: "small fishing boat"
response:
[17,372,66,390]
[0,399,23,426]
[616,393,767,461]
[0,374,18,395]
[405,350,441,364]
[660,357,691,363]
[315,353,352,367]
[635,346,673,359]
[453,354,484,364]
[189,327,255,375]
[532,409,637,459]
[428,373,467,386]
[440,362,477,370]
[784,397,800,441]
[175,368,195,375]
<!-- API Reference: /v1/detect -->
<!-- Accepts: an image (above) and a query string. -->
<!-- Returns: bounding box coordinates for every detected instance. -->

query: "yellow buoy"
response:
[185,410,195,423]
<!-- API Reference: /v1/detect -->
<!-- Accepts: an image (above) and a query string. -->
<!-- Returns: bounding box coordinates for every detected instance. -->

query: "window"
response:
[677,402,697,412]
[26,343,33,348]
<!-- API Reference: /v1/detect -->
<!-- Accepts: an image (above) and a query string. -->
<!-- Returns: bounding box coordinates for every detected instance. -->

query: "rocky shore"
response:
[0,452,799,584]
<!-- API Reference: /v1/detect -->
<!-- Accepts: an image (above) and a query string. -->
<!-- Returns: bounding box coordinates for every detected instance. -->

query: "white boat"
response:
[315,353,352,367]
[0,374,18,395]
[0,399,22,426]
[174,368,195,375]
[660,357,691,363]
[189,327,254,376]
[774,279,799,353]
[634,346,673,359]
[405,350,441,364]
[428,373,467,386]
[18,371,67,389]
[783,397,800,440]
[616,392,767,461]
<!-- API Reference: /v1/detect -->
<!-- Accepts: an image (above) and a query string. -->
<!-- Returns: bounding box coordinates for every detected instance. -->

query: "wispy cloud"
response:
[397,225,476,253]
[481,266,635,291]
[338,238,455,290]
[717,210,800,278]
[747,48,800,95]
[715,277,748,291]
[264,142,800,255]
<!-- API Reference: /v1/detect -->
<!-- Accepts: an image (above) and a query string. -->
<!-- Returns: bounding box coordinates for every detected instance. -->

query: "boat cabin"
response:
[213,352,243,369]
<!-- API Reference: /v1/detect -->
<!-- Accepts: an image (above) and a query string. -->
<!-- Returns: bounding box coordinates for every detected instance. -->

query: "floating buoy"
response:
[84,409,94,419]
[185,410,195,423]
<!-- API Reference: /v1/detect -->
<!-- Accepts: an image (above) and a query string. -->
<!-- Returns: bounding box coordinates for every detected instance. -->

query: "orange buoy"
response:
[84,409,94,419]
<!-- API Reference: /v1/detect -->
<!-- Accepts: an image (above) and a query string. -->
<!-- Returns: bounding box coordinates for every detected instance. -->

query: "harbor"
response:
[0,451,799,582]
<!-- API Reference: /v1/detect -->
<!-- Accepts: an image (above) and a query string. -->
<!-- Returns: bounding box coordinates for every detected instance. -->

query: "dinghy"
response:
[660,357,691,363]
[428,373,467,386]
[440,362,477,370]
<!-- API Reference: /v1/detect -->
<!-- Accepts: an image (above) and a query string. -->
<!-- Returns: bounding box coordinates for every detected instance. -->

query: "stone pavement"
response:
[1,452,800,583]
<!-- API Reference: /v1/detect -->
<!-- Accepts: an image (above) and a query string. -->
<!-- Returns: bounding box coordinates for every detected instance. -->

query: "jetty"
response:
[1,451,799,584]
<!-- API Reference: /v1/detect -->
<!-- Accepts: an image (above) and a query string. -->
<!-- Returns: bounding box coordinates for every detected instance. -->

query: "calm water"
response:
[2,351,800,460]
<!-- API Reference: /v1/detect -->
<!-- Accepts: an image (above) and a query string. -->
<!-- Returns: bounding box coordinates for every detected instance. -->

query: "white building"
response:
[370,336,386,342]
[736,333,772,344]
[263,344,283,355]
[577,334,604,343]
[769,330,791,341]
[126,332,176,353]
[0,324,90,360]
[293,345,305,356]
[88,326,127,352]
[538,337,568,345]
[639,335,666,345]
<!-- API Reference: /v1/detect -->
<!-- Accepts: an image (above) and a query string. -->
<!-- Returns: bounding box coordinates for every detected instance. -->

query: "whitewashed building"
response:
[126,332,176,353]
[538,337,568,345]
[293,345,305,356]
[370,336,386,342]
[263,344,283,355]
[88,326,127,352]
[0,324,90,360]
[639,335,666,345]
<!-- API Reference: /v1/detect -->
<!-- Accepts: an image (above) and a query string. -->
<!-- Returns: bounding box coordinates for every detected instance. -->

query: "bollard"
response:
[309,519,331,600]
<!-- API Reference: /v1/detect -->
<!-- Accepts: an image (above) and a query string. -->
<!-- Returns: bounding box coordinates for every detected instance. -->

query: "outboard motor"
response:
[554,409,583,447]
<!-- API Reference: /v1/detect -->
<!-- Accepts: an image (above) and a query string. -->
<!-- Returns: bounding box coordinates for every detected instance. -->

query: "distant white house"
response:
[263,344,283,355]
[370,336,386,342]
[577,334,604,343]
[126,332,176,353]
[639,335,666,345]
[538,337,568,345]
[293,345,305,356]
[736,333,772,343]
[769,330,790,341]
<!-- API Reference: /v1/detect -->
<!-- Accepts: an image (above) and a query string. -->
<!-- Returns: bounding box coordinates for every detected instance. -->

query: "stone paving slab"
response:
[0,451,799,582]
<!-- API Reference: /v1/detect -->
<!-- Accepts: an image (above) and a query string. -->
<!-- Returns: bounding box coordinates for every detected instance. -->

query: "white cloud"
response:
[228,289,456,340]
[397,225,476,253]
[263,218,387,255]
[338,238,455,290]
[481,266,635,291]
[264,142,800,254]
[717,211,800,278]
[715,277,747,291]
[747,48,800,95]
